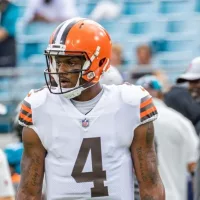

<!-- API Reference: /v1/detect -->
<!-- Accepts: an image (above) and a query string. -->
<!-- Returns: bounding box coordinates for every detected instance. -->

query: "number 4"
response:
[71,137,109,197]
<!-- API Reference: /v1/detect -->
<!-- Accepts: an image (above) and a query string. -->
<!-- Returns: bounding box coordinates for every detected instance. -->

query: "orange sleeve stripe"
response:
[19,112,32,123]
[140,98,152,108]
[21,104,32,114]
[140,106,157,118]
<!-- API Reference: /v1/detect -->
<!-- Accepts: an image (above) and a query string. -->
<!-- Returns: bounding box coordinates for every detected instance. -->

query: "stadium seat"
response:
[24,22,58,37]
[166,19,196,35]
[99,19,131,37]
[154,51,193,83]
[129,19,167,37]
[167,20,187,33]
[163,37,197,52]
[159,0,194,14]
[85,2,97,15]
[129,21,150,35]
[99,20,117,34]
[122,1,155,15]
[16,22,58,60]
[195,0,200,12]
[156,52,192,67]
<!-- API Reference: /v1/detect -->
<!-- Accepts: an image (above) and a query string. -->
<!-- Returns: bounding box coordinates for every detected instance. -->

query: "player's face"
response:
[55,56,85,88]
[189,79,200,103]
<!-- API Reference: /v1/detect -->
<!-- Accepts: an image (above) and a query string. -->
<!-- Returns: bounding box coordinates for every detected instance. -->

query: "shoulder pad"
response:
[18,87,48,126]
[119,83,157,124]
[24,87,49,109]
[119,83,150,106]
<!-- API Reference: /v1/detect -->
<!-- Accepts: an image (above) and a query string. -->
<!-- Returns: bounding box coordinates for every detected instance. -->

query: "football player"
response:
[16,18,165,200]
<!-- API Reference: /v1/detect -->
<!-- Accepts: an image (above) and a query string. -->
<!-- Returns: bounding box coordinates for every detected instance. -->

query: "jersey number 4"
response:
[71,137,109,197]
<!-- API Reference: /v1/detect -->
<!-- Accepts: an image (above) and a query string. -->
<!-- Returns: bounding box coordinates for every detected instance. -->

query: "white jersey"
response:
[19,84,158,200]
[0,149,15,198]
[153,98,199,200]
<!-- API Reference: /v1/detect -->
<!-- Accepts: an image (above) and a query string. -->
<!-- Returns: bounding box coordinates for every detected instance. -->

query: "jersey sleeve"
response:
[18,98,33,127]
[139,92,158,124]
[120,84,158,128]
[18,88,47,132]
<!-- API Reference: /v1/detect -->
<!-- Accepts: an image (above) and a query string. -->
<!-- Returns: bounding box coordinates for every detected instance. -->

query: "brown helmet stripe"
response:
[52,22,65,44]
[59,19,81,44]
[53,18,83,44]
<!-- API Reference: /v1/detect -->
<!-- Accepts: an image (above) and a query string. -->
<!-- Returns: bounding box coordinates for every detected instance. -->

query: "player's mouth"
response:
[60,78,71,88]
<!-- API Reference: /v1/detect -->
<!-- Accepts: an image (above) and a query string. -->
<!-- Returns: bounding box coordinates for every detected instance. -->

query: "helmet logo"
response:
[87,72,95,79]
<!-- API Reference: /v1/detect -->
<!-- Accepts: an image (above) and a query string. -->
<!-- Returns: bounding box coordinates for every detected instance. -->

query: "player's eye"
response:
[56,61,61,66]
[68,61,76,67]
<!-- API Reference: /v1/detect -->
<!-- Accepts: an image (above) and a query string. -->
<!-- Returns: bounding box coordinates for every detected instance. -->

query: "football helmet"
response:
[44,18,112,99]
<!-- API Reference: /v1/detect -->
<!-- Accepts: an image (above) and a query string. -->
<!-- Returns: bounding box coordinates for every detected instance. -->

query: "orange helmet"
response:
[44,18,112,99]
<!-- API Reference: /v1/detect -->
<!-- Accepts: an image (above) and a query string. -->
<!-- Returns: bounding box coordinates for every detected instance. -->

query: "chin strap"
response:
[62,87,84,99]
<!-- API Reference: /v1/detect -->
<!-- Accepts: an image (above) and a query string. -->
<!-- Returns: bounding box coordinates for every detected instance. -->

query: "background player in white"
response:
[136,75,199,200]
[16,18,165,200]
[0,149,15,200]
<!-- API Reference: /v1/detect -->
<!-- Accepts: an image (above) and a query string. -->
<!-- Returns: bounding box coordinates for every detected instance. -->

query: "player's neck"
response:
[73,83,103,102]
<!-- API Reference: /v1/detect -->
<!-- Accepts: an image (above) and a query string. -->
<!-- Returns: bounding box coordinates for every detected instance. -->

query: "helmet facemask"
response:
[44,47,96,99]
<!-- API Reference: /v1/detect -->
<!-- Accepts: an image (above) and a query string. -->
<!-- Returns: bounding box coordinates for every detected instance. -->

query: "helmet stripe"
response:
[54,18,83,44]
[52,21,66,44]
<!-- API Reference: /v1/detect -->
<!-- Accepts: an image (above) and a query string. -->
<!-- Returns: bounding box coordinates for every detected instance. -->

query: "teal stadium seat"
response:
[129,21,151,35]
[163,38,196,52]
[85,2,97,15]
[17,22,58,60]
[99,19,131,37]
[167,20,187,33]
[129,19,167,38]
[0,78,12,102]
[159,0,194,14]
[195,0,200,12]
[122,0,155,15]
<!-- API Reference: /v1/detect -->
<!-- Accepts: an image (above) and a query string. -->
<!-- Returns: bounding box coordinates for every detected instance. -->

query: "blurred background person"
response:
[110,43,127,79]
[195,140,200,200]
[23,0,78,23]
[174,57,200,200]
[128,44,153,83]
[136,75,199,200]
[111,43,124,68]
[0,148,15,200]
[165,57,200,135]
[136,44,152,67]
[176,57,200,120]
[90,0,121,21]
[0,0,19,67]
[129,44,154,78]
